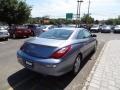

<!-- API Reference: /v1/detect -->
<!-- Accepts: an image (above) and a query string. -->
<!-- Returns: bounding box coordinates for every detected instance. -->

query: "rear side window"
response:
[83,30,91,38]
[77,30,91,39]
[39,29,73,40]
[77,30,85,39]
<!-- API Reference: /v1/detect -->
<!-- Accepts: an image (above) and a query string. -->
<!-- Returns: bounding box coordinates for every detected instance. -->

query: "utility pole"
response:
[88,0,90,17]
[87,0,91,26]
[76,0,83,28]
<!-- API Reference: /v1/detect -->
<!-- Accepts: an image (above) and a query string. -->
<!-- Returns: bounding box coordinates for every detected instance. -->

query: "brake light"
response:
[51,45,71,59]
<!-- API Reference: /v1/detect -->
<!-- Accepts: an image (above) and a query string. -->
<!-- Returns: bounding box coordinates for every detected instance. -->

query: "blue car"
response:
[17,28,97,76]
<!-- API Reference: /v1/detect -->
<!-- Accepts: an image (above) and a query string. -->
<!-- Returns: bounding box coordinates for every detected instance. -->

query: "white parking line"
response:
[7,87,13,90]
[0,42,5,44]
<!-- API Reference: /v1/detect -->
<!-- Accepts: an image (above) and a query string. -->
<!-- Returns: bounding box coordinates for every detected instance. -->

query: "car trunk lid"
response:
[22,37,68,58]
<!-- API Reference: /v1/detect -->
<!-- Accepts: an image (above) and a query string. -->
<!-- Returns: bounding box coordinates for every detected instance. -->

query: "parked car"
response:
[40,25,55,32]
[9,26,32,38]
[90,25,100,33]
[113,25,120,33]
[27,24,42,36]
[101,25,112,33]
[17,27,97,76]
[0,27,9,40]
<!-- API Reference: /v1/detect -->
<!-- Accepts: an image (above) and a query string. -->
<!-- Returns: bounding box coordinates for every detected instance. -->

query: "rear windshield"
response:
[39,29,73,40]
[115,25,120,28]
[16,26,27,29]
[92,25,99,28]
[40,26,47,29]
[104,26,111,29]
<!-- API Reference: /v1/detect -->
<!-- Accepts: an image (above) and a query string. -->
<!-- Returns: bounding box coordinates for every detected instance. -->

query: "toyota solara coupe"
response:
[17,28,97,76]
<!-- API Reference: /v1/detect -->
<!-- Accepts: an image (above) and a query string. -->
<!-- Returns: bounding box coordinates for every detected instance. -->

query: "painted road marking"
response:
[8,87,13,90]
[0,42,5,44]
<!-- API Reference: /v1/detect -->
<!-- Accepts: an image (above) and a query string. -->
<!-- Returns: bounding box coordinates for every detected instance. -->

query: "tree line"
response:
[0,0,120,26]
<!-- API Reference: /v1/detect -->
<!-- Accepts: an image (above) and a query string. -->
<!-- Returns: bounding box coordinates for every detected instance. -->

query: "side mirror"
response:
[91,34,97,37]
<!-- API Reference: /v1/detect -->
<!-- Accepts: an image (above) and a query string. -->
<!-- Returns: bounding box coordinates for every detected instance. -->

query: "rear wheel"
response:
[93,42,97,53]
[12,34,16,39]
[72,55,81,75]
[31,31,35,36]
[4,38,8,41]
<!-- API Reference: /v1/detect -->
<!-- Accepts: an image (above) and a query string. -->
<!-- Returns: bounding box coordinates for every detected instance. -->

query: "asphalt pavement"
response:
[1,33,120,90]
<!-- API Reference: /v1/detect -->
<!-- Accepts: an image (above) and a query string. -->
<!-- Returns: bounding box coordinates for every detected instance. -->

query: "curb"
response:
[82,41,111,90]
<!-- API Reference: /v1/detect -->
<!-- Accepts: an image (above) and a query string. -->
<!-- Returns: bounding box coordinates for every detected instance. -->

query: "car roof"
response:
[53,27,85,31]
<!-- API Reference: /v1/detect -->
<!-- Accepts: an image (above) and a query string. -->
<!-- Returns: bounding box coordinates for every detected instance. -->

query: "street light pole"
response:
[76,0,83,28]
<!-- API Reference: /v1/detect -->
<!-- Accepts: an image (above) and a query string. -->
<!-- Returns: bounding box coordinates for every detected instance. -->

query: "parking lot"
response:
[1,33,120,90]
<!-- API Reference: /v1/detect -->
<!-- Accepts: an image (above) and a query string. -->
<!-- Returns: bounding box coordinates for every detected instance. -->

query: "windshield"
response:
[39,29,73,40]
[40,26,47,29]
[115,25,120,28]
[92,25,99,28]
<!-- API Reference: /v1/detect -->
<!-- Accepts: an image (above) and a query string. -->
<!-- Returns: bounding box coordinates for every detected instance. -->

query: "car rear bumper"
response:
[0,35,9,38]
[90,29,99,33]
[15,32,31,37]
[17,51,73,76]
[101,30,111,33]
[113,30,120,33]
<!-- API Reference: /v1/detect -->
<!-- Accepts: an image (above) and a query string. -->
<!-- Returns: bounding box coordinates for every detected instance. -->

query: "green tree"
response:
[94,20,99,24]
[0,0,31,26]
[81,14,94,24]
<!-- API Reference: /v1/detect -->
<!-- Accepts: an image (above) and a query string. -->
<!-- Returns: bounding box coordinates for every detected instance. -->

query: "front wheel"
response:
[72,55,81,75]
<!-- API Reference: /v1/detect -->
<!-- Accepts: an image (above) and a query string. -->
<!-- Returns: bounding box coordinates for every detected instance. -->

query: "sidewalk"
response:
[83,40,120,90]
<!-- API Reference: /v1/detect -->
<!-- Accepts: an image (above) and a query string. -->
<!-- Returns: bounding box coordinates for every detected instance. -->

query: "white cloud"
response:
[27,0,120,20]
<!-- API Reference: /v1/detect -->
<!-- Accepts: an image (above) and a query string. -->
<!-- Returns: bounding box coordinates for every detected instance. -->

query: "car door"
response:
[83,29,96,54]
[76,30,90,58]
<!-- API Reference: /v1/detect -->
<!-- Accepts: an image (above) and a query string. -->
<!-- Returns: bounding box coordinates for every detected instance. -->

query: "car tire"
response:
[93,42,97,53]
[12,34,16,39]
[4,38,8,41]
[31,31,35,36]
[72,55,81,75]
[26,36,29,38]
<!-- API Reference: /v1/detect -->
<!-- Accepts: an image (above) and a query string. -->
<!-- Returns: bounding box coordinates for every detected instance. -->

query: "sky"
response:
[26,0,120,20]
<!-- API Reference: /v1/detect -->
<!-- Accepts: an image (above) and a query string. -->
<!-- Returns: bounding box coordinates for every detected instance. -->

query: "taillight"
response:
[51,45,71,59]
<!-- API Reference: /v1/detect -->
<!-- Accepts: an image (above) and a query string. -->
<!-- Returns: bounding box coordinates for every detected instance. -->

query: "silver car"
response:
[113,25,120,33]
[17,28,97,76]
[0,27,9,40]
[90,25,100,33]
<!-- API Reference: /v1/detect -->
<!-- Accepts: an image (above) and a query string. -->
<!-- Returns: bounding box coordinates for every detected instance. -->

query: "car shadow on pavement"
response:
[0,39,7,41]
[7,53,94,90]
